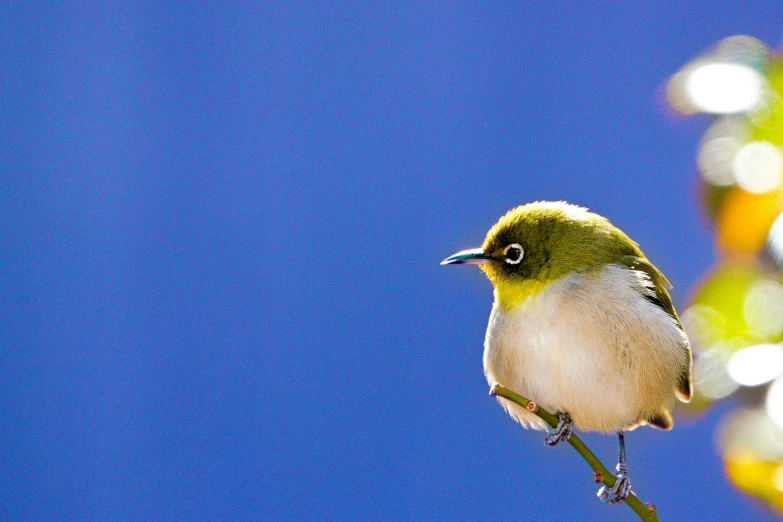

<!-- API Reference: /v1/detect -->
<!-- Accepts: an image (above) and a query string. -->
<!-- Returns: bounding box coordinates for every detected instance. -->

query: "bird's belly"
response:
[483,267,685,433]
[485,310,630,432]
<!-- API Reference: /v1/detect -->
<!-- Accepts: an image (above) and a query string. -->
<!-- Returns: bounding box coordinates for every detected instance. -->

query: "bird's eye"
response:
[503,243,524,264]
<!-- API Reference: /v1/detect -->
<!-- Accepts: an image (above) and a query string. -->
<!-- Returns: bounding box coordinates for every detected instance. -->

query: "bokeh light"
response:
[744,279,783,336]
[686,262,775,348]
[718,408,783,512]
[698,136,743,186]
[670,35,783,514]
[685,63,766,114]
[767,212,783,267]
[733,141,783,194]
[727,344,783,386]
[668,36,769,116]
[692,348,739,400]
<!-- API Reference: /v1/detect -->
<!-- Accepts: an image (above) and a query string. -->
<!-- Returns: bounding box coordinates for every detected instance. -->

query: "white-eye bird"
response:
[442,201,693,504]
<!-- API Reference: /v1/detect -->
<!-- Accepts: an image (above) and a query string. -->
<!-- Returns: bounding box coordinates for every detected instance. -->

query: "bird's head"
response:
[442,201,640,310]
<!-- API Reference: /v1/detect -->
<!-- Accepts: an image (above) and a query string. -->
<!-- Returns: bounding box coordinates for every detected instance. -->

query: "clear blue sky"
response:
[2,2,783,520]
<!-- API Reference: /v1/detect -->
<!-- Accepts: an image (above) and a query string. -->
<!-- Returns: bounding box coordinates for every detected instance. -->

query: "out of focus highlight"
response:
[668,35,783,513]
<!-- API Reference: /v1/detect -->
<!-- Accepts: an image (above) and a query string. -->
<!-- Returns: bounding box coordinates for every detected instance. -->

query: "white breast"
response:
[484,264,688,433]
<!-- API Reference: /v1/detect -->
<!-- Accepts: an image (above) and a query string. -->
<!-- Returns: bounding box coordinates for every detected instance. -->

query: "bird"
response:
[441,201,692,504]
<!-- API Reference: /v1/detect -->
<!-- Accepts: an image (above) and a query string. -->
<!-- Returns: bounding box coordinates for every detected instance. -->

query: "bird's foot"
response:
[544,411,573,447]
[597,464,631,504]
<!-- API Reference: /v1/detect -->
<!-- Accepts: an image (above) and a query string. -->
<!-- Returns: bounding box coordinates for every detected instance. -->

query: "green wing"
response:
[618,255,693,402]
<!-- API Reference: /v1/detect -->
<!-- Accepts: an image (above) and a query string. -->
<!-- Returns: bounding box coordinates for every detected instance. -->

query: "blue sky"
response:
[3,2,783,520]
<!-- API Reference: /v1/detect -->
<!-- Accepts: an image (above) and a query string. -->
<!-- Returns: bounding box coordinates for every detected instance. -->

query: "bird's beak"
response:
[440,248,491,265]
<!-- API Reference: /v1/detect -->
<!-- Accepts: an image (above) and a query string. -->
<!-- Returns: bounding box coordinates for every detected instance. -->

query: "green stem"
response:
[490,384,660,522]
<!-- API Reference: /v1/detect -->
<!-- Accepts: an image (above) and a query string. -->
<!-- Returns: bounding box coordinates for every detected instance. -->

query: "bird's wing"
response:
[618,255,693,402]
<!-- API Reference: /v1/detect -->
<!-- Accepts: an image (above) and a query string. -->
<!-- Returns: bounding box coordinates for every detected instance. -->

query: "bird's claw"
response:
[544,411,573,447]
[597,465,631,504]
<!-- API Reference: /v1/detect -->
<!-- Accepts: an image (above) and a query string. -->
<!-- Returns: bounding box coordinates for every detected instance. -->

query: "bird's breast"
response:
[483,264,688,432]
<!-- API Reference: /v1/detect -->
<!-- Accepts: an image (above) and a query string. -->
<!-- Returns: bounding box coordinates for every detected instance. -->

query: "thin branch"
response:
[490,384,660,522]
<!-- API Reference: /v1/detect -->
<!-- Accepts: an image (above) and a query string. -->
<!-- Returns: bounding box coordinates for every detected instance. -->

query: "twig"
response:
[490,384,660,522]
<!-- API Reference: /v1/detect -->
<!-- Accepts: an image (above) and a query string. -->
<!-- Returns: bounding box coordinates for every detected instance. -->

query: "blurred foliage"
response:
[715,186,783,255]
[668,35,783,514]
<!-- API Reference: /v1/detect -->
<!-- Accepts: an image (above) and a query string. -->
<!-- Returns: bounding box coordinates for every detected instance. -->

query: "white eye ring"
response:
[503,243,524,264]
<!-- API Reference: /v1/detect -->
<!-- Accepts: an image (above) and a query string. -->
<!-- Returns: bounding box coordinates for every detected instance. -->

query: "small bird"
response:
[442,201,692,504]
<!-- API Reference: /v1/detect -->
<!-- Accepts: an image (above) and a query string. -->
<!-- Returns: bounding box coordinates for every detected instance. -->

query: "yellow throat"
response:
[490,275,549,311]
